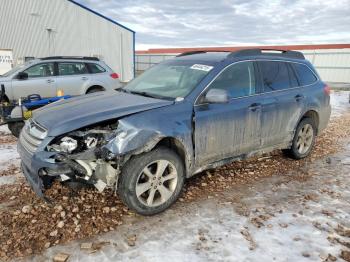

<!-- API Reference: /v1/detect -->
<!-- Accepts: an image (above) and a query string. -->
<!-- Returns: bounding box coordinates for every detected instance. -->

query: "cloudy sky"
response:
[76,0,350,50]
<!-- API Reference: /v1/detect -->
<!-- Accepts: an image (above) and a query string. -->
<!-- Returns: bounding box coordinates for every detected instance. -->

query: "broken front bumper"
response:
[18,140,71,198]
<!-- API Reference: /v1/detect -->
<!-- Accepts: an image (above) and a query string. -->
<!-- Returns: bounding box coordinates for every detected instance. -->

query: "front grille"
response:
[19,120,47,155]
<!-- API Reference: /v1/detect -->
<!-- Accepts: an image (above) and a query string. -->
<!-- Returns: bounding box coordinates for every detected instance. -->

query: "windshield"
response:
[1,63,27,77]
[123,62,212,99]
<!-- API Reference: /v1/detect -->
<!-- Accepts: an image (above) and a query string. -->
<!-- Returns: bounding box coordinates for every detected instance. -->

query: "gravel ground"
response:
[0,91,349,261]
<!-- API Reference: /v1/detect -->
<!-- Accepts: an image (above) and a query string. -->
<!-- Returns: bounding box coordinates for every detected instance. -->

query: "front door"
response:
[194,61,261,167]
[11,62,56,100]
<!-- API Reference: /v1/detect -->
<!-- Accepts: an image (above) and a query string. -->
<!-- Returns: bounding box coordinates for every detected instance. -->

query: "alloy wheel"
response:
[296,123,314,154]
[136,160,178,207]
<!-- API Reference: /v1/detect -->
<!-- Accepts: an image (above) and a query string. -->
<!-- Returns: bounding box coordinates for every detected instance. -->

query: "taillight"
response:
[110,73,119,79]
[324,84,331,95]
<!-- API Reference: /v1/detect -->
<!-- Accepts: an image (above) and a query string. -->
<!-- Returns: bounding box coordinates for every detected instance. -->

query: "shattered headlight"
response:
[53,136,78,153]
[48,132,110,154]
[47,122,118,154]
[84,136,98,149]
[48,135,101,153]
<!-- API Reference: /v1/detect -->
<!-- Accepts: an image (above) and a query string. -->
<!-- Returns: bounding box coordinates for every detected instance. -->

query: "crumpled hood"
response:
[33,91,173,136]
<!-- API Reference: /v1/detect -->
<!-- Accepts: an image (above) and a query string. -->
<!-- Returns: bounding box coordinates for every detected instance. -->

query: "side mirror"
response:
[204,89,229,104]
[17,72,28,80]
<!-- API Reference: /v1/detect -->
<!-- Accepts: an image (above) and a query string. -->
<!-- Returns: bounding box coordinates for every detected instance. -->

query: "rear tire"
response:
[118,147,185,216]
[8,121,24,138]
[285,117,316,159]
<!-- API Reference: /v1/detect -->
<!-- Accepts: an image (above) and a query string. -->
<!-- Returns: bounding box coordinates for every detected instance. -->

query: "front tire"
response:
[118,147,185,216]
[8,121,24,138]
[286,117,316,159]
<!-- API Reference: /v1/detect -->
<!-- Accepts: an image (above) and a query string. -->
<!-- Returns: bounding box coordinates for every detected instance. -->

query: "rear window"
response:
[87,63,106,73]
[292,63,318,86]
[259,61,292,91]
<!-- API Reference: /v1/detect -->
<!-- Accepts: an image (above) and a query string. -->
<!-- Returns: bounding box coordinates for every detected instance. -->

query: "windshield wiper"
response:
[125,90,172,100]
[117,88,130,93]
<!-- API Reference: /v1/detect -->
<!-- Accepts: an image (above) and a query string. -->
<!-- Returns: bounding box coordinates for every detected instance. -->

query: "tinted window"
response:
[260,61,291,91]
[58,62,88,76]
[208,61,256,98]
[23,63,54,78]
[293,63,317,86]
[287,63,299,87]
[88,63,106,73]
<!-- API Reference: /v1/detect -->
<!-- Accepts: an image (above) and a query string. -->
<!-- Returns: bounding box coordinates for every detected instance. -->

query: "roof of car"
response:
[40,56,100,61]
[175,52,230,62]
[174,49,306,63]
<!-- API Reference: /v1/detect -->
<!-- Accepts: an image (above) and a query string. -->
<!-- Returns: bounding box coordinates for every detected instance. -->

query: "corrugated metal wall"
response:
[136,49,350,83]
[0,0,134,82]
[302,49,350,83]
[136,54,176,73]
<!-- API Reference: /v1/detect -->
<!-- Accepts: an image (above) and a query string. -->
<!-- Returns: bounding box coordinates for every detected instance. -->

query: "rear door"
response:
[87,63,115,90]
[11,62,56,99]
[257,61,305,147]
[55,62,90,95]
[194,61,262,167]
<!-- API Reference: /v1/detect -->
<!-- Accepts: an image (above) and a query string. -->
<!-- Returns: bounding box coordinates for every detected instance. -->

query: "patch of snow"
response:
[330,91,350,117]
[0,124,11,134]
[0,144,19,171]
[0,175,19,186]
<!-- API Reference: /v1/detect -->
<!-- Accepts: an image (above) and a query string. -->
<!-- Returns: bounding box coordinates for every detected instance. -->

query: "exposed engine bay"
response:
[46,122,122,192]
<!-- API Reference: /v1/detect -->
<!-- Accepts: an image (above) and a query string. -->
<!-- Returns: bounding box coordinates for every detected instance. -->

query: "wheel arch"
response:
[300,110,320,135]
[86,85,105,94]
[154,137,189,174]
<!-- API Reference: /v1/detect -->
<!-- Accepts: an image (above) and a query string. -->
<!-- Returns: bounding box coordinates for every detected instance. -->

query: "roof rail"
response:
[227,49,305,59]
[40,56,100,61]
[176,50,230,57]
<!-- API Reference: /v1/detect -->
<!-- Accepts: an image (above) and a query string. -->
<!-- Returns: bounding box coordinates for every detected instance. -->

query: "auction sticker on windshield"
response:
[190,64,213,72]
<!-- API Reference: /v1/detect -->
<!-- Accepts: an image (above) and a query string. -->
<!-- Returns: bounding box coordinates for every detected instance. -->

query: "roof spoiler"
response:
[227,49,305,59]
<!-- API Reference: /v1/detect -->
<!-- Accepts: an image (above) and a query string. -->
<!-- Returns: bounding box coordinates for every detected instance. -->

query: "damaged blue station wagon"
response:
[18,49,331,215]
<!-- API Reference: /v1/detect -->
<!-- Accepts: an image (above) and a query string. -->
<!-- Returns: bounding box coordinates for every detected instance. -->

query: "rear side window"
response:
[292,63,317,86]
[208,61,256,98]
[287,63,299,87]
[259,61,291,91]
[87,63,106,73]
[58,62,88,76]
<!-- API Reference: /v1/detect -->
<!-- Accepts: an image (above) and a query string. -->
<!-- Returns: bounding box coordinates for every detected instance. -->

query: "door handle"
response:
[46,79,54,83]
[249,103,261,112]
[81,77,88,80]
[295,94,304,102]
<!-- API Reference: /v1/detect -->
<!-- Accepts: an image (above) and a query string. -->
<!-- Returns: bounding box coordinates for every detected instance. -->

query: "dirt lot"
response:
[0,92,349,261]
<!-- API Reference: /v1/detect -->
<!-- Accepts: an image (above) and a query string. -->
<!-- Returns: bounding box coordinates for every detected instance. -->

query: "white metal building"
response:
[0,0,135,82]
[136,44,350,84]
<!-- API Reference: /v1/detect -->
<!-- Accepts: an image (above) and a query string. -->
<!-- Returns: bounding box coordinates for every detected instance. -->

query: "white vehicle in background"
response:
[0,56,122,102]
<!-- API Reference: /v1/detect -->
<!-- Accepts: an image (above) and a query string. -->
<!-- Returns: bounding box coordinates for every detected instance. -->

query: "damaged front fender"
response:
[104,119,164,156]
